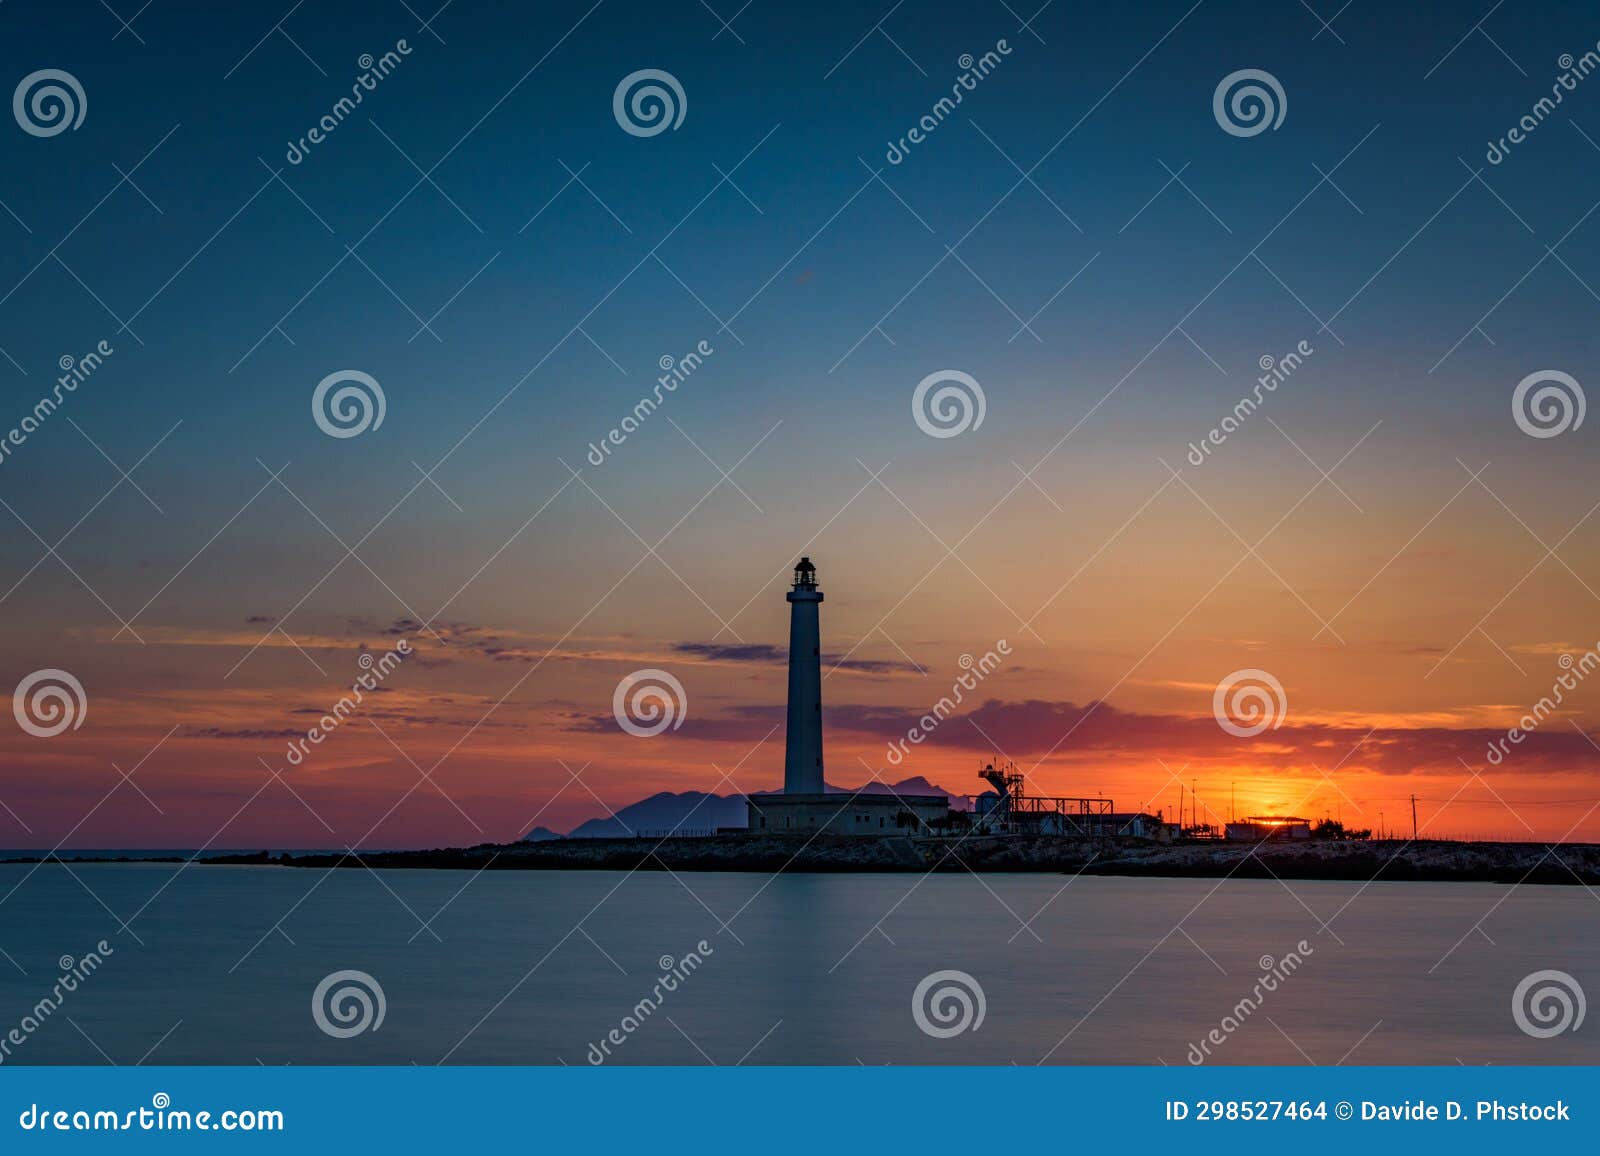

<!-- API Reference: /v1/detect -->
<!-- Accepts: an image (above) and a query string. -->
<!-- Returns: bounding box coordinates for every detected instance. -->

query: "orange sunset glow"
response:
[6,457,1600,851]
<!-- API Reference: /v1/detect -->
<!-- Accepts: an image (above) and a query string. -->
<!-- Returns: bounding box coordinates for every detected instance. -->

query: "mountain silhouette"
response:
[532,776,969,840]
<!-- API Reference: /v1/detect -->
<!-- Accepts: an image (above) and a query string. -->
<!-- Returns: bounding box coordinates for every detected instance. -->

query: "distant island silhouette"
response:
[527,775,970,841]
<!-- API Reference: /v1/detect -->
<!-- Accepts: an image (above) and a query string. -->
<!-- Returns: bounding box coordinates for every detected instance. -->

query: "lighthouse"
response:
[783,556,825,794]
[744,554,949,835]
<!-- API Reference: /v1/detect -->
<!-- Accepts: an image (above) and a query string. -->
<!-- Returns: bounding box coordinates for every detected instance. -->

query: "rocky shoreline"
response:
[132,834,1600,884]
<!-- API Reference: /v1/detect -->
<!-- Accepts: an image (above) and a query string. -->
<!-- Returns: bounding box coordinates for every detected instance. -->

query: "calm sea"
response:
[0,864,1593,1065]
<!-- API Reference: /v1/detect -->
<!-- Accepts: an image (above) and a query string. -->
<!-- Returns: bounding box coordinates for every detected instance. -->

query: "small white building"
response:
[1226,815,1312,841]
[747,792,950,835]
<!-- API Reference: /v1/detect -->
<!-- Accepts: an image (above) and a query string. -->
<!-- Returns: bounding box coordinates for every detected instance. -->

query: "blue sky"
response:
[5,1,1600,843]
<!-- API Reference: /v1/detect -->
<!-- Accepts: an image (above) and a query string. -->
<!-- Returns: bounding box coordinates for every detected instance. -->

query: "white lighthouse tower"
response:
[783,556,825,794]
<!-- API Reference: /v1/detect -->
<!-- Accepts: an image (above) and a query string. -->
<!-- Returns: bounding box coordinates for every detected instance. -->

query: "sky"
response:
[3,0,1600,846]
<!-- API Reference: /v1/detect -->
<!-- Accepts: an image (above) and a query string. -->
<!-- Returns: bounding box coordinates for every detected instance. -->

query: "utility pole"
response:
[1411,794,1418,840]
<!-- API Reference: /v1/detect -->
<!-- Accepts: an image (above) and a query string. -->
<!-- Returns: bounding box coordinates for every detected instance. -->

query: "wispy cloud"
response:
[670,640,917,675]
[566,695,1600,779]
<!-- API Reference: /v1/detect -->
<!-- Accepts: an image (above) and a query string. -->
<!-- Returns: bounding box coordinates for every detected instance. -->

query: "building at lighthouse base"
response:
[745,792,951,835]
